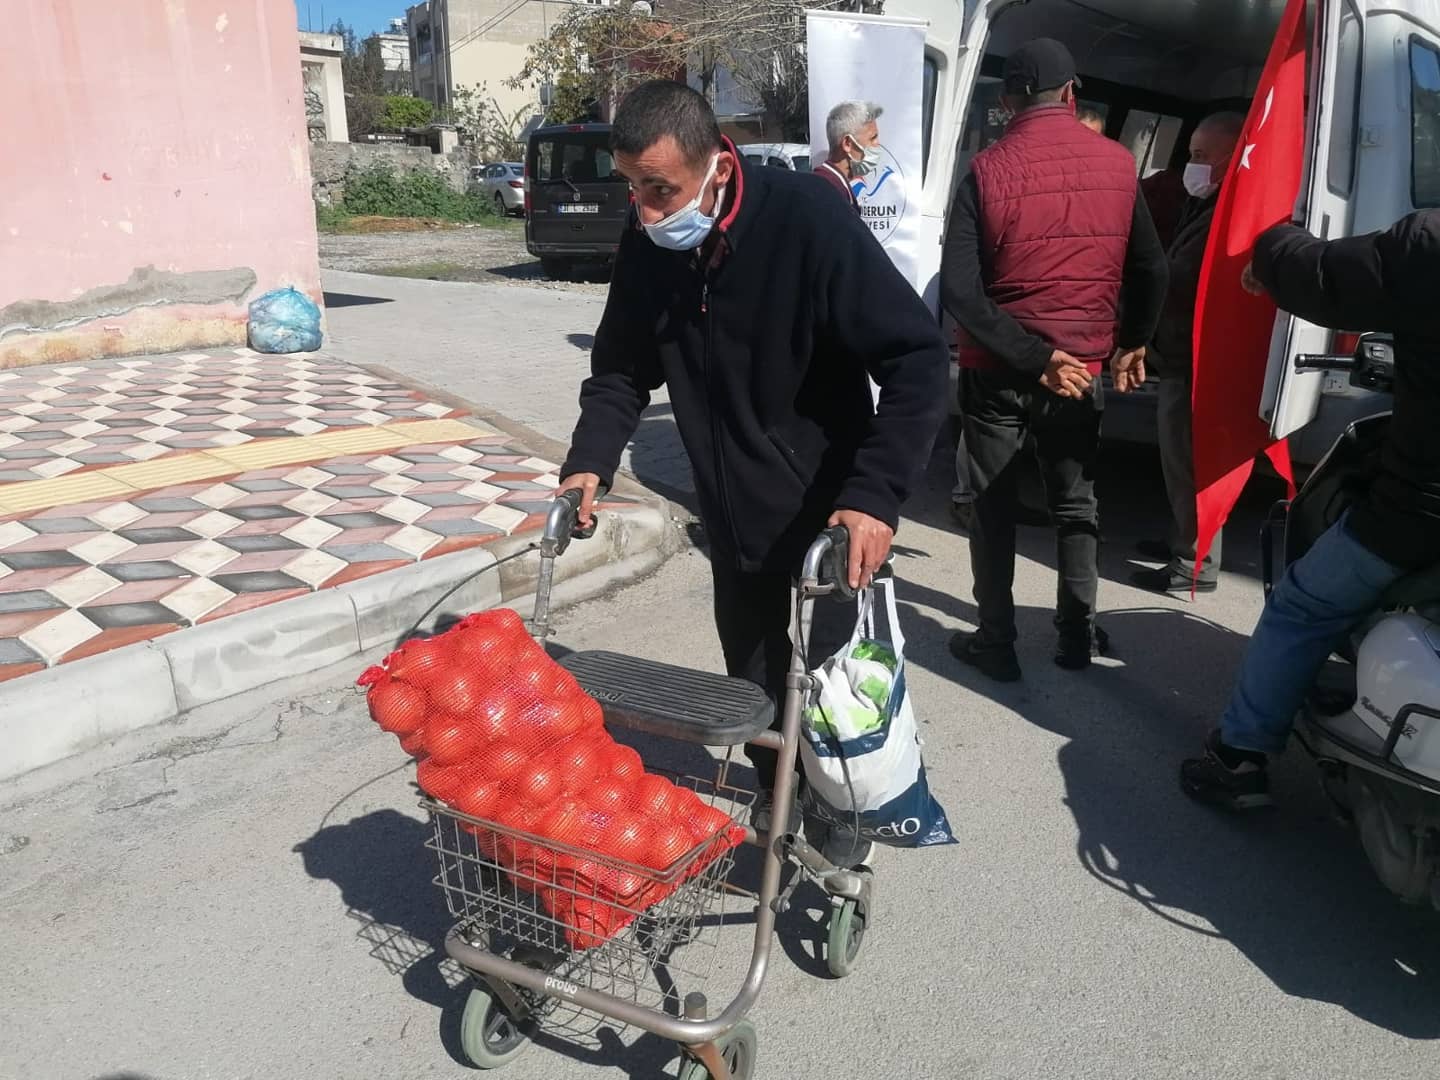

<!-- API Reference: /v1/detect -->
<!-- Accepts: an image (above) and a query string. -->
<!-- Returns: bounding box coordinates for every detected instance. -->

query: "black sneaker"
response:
[1180,730,1273,811]
[949,631,1021,683]
[1131,566,1218,596]
[1054,625,1110,670]
[1135,538,1172,561]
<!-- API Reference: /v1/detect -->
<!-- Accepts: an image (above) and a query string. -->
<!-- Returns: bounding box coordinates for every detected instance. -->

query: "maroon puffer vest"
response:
[958,104,1139,375]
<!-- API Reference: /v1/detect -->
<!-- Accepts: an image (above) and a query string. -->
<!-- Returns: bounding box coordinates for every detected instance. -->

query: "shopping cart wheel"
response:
[459,984,531,1070]
[825,894,868,979]
[676,1019,758,1080]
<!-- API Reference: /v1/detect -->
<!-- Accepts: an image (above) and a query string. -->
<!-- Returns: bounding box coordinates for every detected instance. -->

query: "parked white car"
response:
[737,142,813,172]
[471,162,524,216]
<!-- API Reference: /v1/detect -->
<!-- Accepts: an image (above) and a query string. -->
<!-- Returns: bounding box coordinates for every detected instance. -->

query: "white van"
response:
[737,142,814,172]
[892,0,1440,466]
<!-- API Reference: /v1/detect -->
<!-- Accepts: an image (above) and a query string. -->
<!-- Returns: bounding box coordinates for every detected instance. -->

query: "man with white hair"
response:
[814,99,882,211]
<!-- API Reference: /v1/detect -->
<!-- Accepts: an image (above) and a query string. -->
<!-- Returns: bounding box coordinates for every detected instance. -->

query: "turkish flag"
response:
[1190,0,1307,578]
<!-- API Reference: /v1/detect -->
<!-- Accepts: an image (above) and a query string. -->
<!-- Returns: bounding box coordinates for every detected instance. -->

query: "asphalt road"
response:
[2,272,1436,1080]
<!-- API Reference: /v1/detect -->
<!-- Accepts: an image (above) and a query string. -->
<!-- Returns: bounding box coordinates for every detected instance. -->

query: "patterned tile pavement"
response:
[0,350,449,481]
[0,349,600,684]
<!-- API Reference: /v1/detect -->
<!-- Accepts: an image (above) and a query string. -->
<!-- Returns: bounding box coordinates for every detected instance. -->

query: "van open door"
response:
[1260,0,1367,440]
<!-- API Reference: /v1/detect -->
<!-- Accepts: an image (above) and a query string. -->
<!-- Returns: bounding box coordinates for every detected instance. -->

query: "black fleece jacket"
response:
[1253,211,1440,569]
[561,151,949,573]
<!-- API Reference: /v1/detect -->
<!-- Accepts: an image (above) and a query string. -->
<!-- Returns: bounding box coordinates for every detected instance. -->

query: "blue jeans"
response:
[1221,515,1405,755]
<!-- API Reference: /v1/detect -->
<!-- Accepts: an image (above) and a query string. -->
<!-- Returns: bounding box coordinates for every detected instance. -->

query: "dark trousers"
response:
[1156,368,1220,583]
[961,367,1103,645]
[710,559,851,789]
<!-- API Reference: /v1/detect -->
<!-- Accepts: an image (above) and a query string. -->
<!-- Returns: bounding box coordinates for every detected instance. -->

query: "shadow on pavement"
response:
[894,441,1440,1036]
[322,291,394,308]
[294,805,675,1075]
[484,261,548,282]
[907,584,1440,1037]
[568,332,596,351]
[297,773,773,1078]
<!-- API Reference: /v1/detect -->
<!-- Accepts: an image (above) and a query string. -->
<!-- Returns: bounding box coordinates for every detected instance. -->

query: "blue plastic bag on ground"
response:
[247,287,322,354]
[799,577,957,849]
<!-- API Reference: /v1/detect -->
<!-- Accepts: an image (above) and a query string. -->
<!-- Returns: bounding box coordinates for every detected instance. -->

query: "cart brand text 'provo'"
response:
[545,976,580,997]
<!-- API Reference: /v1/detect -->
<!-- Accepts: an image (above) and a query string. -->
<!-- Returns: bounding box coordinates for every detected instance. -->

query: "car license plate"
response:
[558,203,599,214]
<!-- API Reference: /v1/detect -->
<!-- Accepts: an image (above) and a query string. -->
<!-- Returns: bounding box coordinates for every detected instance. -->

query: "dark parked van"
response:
[524,123,631,280]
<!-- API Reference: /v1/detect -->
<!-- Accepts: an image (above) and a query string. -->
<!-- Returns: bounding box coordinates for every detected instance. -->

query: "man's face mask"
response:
[1183,161,1221,199]
[847,137,882,178]
[642,154,722,252]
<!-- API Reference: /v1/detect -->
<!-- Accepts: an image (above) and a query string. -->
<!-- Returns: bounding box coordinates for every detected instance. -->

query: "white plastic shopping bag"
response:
[799,577,955,848]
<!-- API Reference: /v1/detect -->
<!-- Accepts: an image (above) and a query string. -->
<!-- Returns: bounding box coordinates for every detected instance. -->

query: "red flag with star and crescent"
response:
[1190,0,1307,577]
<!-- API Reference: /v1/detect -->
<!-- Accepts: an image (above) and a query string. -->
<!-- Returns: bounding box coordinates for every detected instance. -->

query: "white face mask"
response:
[642,154,722,251]
[1183,161,1219,199]
[848,138,882,178]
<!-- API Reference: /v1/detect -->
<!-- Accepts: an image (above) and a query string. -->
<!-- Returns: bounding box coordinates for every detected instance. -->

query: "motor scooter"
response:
[1263,334,1440,908]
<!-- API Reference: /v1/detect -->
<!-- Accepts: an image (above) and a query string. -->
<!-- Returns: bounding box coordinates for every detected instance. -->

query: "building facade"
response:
[406,0,573,124]
[299,31,350,143]
[378,19,412,93]
[2,0,320,368]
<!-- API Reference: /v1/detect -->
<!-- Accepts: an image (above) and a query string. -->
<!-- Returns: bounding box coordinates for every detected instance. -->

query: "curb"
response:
[0,499,676,784]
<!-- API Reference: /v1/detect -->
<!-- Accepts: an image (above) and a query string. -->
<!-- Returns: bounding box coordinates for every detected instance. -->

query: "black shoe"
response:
[1180,730,1273,811]
[1131,566,1218,596]
[949,631,1021,682]
[1135,538,1172,561]
[1054,625,1110,670]
[950,499,974,532]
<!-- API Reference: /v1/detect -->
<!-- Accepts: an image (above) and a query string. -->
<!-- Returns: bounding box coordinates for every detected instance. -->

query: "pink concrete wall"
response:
[0,0,321,367]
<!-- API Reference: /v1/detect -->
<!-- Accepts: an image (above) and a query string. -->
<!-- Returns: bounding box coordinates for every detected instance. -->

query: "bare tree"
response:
[511,0,874,136]
[448,84,531,163]
[304,85,328,142]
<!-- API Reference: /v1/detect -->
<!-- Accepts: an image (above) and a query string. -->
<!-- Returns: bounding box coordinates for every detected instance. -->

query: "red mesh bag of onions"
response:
[357,608,745,949]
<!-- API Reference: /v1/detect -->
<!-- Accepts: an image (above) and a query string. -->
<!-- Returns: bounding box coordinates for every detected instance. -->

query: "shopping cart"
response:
[428,489,876,1078]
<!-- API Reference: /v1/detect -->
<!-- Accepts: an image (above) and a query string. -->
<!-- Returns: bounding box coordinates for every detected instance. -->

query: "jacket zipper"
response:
[701,275,743,558]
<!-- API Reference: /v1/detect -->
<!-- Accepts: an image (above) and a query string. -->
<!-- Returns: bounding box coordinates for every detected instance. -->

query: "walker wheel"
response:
[825,894,868,978]
[459,984,531,1069]
[675,1019,758,1080]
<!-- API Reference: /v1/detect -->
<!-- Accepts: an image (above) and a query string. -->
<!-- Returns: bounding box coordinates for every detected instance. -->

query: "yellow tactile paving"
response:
[201,438,335,470]
[387,418,495,442]
[305,427,416,456]
[103,455,237,490]
[0,418,521,517]
[0,473,134,514]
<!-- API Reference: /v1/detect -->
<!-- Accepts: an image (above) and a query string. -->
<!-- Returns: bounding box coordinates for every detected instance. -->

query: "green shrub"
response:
[336,162,495,223]
[379,95,434,130]
[314,201,353,232]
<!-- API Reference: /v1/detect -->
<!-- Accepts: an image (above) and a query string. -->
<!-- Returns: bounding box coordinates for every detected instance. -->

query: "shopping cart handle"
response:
[818,524,857,599]
[545,484,609,555]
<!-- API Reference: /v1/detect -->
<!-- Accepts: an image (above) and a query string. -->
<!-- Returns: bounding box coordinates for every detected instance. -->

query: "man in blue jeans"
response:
[1181,209,1440,809]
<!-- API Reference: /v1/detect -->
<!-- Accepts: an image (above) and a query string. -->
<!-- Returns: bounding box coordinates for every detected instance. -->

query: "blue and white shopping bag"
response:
[799,577,956,848]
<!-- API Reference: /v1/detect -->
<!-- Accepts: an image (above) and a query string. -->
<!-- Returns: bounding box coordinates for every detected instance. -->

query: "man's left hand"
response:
[828,509,894,590]
[1110,346,1147,394]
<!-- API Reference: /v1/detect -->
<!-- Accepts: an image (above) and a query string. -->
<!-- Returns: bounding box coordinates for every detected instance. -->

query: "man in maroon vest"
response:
[941,38,1168,680]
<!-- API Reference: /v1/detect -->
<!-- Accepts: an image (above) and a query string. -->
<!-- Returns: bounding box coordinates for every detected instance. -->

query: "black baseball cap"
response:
[1002,38,1081,95]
